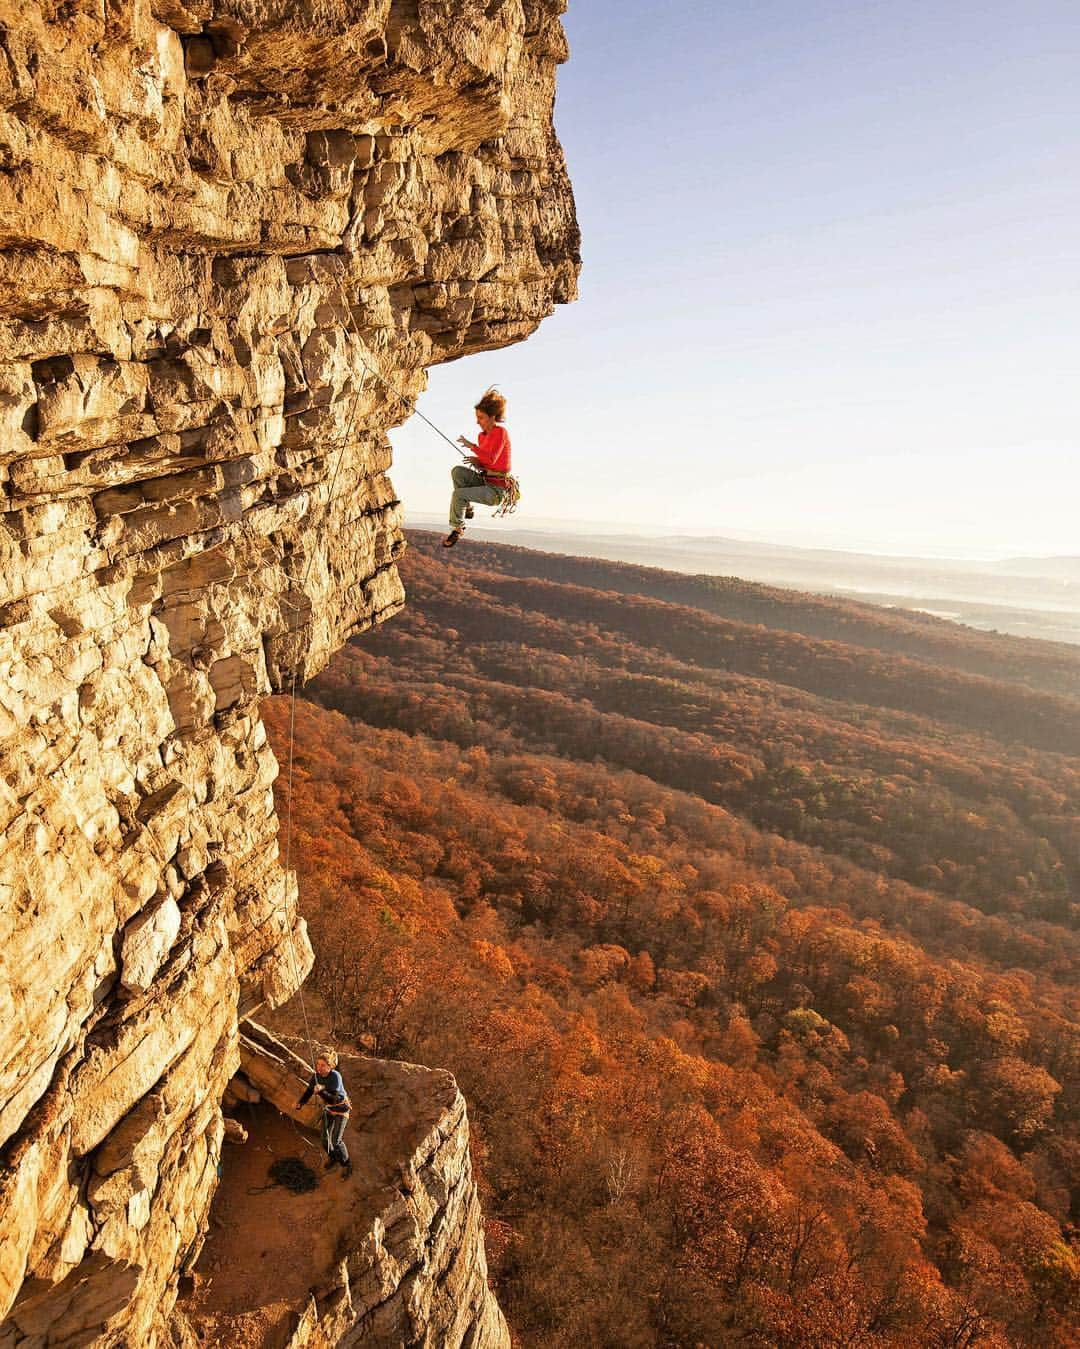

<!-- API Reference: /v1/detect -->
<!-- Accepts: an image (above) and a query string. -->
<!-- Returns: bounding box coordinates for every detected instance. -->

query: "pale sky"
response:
[389,0,1080,558]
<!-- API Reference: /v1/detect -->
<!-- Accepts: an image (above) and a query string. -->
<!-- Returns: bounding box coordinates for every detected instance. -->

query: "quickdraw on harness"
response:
[491,473,522,518]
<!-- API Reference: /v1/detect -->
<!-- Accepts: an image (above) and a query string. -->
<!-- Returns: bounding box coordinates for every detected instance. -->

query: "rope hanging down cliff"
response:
[273,350,369,1076]
[271,327,499,1075]
[271,309,528,1086]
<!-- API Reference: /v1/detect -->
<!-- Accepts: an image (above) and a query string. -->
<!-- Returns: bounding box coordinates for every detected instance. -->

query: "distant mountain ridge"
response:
[407,517,1080,646]
[408,530,1080,702]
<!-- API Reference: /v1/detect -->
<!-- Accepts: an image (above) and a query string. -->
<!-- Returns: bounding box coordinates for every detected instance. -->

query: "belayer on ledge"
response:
[442,387,520,547]
[296,1049,353,1179]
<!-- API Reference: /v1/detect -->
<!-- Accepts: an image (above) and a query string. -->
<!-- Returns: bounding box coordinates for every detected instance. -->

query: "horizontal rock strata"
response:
[0,1,578,1343]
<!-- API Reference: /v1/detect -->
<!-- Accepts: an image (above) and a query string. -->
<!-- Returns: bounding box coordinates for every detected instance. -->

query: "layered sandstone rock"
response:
[0,1,578,1343]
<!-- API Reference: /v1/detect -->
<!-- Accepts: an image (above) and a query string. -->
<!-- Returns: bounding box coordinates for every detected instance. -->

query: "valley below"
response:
[267,531,1080,1347]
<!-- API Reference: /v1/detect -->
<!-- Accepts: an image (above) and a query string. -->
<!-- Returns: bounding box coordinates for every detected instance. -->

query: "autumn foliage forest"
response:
[265,532,1079,1347]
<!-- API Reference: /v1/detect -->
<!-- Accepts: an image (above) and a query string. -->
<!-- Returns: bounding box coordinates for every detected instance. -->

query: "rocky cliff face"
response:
[0,1,578,1343]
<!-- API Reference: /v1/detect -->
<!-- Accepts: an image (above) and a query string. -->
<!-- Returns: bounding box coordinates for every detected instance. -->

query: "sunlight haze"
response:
[390,0,1080,557]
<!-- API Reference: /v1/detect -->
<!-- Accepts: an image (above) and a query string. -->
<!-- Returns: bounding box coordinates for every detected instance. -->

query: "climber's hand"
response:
[458,436,476,450]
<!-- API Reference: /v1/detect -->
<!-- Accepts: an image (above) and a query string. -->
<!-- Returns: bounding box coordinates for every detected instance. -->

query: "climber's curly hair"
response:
[316,1047,338,1069]
[475,387,506,421]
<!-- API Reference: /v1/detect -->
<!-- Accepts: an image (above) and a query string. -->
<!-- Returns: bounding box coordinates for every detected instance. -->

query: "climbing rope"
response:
[120,316,510,1118]
[349,354,521,513]
[265,316,518,1082]
[249,1156,319,1195]
[352,351,470,460]
[276,350,369,1077]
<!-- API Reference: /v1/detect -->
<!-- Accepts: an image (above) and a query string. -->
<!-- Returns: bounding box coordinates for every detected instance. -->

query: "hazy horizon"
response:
[403,514,1080,646]
[390,1,1080,557]
[405,508,1078,565]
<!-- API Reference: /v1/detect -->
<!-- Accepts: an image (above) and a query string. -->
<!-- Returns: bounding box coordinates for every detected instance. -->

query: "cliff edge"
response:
[0,1,578,1343]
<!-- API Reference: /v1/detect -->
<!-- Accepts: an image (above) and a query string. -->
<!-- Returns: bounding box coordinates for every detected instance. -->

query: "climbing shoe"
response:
[324,1156,338,1171]
[442,529,463,548]
[341,1161,354,1180]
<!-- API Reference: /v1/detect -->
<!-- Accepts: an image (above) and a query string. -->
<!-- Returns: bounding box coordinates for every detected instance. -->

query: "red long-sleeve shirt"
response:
[474,425,511,482]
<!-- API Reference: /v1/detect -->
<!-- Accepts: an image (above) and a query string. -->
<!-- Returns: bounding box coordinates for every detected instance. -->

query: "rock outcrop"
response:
[0,1,578,1343]
[181,1021,509,1348]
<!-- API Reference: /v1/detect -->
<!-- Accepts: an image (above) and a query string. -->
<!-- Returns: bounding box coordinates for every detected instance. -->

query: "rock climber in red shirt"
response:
[443,388,512,547]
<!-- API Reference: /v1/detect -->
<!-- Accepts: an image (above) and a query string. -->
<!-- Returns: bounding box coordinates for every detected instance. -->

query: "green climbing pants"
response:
[450,465,504,529]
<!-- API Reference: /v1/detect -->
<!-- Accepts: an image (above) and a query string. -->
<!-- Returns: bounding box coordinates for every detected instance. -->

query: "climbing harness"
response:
[324,1092,351,1117]
[491,473,521,518]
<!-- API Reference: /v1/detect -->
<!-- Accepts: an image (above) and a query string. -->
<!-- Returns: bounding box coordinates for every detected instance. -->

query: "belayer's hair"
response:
[475,387,506,421]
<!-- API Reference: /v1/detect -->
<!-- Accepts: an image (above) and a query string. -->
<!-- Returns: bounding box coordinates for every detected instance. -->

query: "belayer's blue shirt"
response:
[299,1068,348,1113]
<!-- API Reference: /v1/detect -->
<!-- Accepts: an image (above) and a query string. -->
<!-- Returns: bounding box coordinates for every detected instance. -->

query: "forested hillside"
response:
[266,532,1079,1347]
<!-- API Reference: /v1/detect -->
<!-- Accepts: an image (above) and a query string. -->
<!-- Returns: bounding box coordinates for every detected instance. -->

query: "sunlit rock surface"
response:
[0,1,578,1342]
[179,1022,511,1348]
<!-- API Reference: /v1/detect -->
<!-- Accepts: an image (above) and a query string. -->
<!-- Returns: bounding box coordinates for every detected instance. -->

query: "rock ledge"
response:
[179,1022,509,1348]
